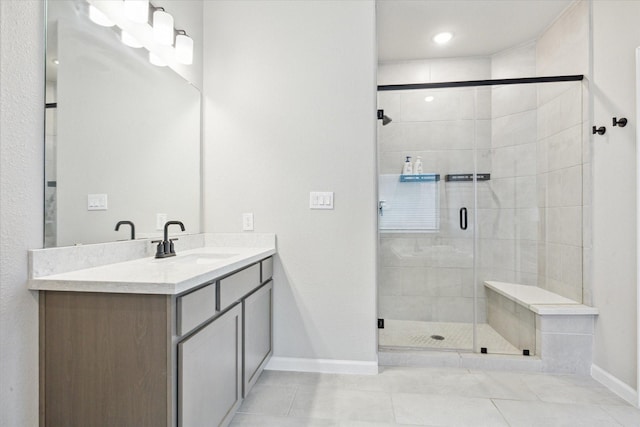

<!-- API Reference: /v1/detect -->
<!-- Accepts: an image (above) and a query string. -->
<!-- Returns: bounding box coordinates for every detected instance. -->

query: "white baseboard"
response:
[265,356,379,375]
[591,364,639,407]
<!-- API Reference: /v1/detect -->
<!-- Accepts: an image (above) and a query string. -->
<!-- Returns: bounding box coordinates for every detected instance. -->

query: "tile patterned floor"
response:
[230,366,640,426]
[378,320,521,354]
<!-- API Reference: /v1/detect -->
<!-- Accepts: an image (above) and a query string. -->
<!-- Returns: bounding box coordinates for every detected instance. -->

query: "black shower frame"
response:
[377,74,584,91]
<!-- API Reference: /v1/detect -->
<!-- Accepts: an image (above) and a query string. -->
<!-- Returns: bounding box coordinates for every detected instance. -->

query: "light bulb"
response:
[433,32,453,45]
[175,34,193,65]
[89,5,114,27]
[149,52,167,67]
[153,9,174,46]
[123,0,149,24]
[121,31,143,48]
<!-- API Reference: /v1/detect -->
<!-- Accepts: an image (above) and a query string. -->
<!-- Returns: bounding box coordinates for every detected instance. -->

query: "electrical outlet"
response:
[156,213,167,230]
[242,213,254,231]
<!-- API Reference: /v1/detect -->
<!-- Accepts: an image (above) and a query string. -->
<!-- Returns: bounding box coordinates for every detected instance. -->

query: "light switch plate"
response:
[310,192,334,209]
[242,213,254,231]
[87,194,108,211]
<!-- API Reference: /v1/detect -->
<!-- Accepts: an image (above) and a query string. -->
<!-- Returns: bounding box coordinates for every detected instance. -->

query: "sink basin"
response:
[170,253,238,265]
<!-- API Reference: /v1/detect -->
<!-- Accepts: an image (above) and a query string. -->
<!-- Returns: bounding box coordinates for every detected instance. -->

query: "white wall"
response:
[0,1,44,425]
[202,0,378,367]
[592,0,640,395]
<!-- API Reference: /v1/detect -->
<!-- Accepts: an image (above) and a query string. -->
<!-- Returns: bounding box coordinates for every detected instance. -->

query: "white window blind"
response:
[379,174,440,231]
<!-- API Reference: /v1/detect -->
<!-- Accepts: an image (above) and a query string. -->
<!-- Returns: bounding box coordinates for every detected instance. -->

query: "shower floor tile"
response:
[378,319,521,354]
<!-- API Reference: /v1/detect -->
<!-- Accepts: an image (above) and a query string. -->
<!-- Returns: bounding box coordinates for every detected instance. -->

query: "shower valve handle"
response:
[379,200,386,216]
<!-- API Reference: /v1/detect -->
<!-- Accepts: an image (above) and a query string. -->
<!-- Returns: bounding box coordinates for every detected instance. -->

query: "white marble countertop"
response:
[29,234,276,295]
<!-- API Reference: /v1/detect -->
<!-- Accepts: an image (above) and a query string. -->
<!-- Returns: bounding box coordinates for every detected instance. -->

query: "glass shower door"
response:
[378,79,584,357]
[377,86,482,352]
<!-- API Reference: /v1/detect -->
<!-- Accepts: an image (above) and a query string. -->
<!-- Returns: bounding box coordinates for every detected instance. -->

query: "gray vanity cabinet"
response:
[178,304,243,427]
[243,280,273,396]
[40,256,274,427]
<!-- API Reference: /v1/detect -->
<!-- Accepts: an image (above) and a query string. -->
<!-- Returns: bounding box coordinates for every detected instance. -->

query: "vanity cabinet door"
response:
[178,304,242,427]
[243,280,273,397]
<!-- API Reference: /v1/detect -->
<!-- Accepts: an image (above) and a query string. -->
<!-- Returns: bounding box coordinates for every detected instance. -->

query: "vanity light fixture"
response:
[149,51,167,67]
[121,31,143,48]
[175,31,194,65]
[87,0,194,67]
[123,0,149,24]
[152,7,174,46]
[433,32,453,45]
[89,4,114,27]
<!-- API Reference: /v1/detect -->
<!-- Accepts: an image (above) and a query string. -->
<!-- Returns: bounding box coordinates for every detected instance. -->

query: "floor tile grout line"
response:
[388,390,399,425]
[490,398,514,426]
[284,384,299,417]
[598,404,632,427]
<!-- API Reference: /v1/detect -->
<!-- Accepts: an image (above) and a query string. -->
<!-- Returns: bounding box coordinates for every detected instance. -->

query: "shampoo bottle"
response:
[414,156,423,174]
[402,156,413,175]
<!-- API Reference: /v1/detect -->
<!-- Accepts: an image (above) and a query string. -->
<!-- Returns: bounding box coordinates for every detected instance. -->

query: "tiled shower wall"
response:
[483,42,539,290]
[535,0,589,304]
[536,81,584,302]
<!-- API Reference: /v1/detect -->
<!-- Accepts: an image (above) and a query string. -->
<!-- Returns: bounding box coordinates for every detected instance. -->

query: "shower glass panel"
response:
[377,85,483,352]
[377,79,584,357]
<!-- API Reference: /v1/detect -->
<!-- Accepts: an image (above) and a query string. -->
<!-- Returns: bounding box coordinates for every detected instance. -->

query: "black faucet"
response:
[153,220,185,258]
[115,220,135,240]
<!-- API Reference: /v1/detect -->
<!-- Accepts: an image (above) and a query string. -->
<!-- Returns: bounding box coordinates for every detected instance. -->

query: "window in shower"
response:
[378,173,440,231]
[377,77,585,356]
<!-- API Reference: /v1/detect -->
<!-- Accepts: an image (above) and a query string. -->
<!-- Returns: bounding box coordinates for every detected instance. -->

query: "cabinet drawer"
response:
[261,257,273,283]
[177,283,216,336]
[219,263,260,311]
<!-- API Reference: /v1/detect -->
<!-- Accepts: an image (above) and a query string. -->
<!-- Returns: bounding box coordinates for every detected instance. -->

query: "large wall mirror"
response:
[45,0,202,247]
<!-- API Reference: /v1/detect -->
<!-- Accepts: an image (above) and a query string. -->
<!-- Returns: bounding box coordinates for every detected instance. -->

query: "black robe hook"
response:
[612,117,627,127]
[592,126,606,135]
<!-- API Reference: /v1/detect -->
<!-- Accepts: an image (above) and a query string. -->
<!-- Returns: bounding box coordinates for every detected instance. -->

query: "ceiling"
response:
[377,0,574,62]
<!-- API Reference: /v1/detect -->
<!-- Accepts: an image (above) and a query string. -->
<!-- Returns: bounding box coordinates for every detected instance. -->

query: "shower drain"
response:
[430,335,445,341]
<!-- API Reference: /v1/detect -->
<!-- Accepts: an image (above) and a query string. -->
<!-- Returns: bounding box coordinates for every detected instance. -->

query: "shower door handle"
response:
[459,207,468,230]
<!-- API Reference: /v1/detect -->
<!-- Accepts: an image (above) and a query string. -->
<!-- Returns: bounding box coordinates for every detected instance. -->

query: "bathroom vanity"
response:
[30,235,275,427]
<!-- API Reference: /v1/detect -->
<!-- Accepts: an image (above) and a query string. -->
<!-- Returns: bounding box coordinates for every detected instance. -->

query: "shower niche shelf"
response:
[444,173,490,182]
[399,174,440,183]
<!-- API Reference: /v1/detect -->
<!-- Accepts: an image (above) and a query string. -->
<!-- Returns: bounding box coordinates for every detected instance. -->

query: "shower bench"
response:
[484,281,598,375]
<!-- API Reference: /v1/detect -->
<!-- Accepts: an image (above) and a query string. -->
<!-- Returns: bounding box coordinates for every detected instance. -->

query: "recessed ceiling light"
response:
[433,32,453,45]
[424,96,434,102]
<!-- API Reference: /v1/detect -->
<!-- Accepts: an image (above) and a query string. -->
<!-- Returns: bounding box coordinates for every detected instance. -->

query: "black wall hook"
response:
[592,126,606,135]
[612,117,628,127]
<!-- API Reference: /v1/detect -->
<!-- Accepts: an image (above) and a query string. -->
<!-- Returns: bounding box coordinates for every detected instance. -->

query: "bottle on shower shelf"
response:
[402,156,413,175]
[414,156,423,174]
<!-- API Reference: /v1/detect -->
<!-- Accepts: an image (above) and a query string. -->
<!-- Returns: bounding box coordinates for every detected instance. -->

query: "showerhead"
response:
[382,114,392,126]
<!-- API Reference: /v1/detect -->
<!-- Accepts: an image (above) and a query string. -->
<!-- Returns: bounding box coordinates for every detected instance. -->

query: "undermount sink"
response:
[171,253,238,265]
